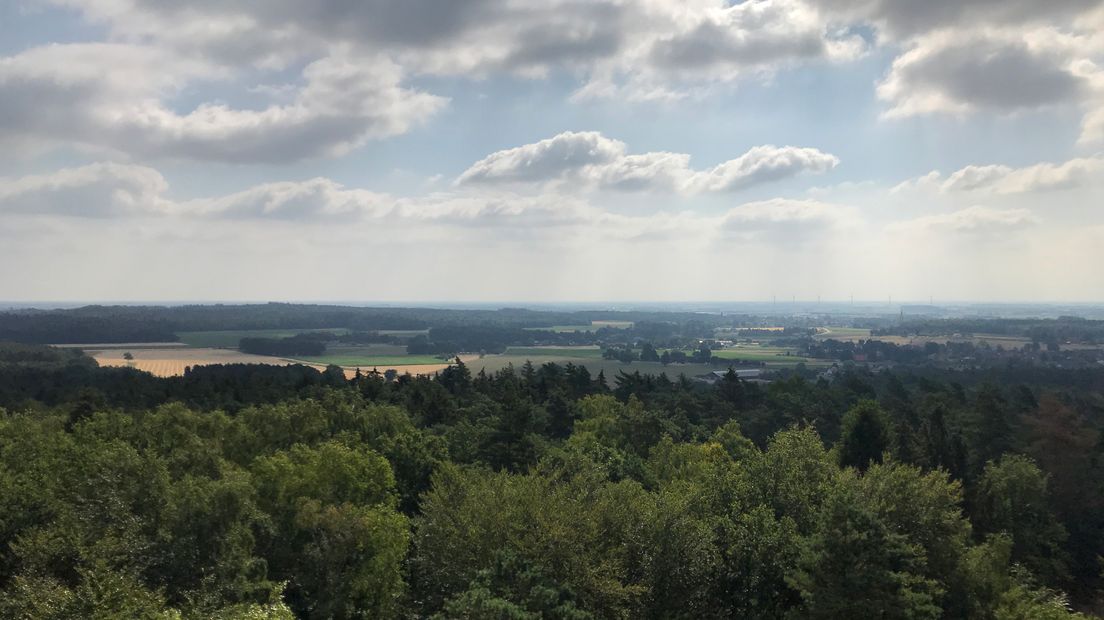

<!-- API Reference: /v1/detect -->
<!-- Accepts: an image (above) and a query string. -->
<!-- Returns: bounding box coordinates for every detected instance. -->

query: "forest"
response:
[240,335,329,357]
[0,305,725,345]
[1,340,1102,619]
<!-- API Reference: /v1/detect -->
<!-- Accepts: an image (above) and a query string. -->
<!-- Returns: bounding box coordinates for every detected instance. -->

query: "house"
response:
[817,364,840,381]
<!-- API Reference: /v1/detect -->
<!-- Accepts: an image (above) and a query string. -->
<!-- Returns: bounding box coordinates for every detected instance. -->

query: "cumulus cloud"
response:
[183,179,397,219]
[1,161,868,250]
[893,155,1104,195]
[877,31,1093,118]
[689,145,841,192]
[873,24,1104,145]
[0,45,446,162]
[13,0,1101,161]
[889,205,1039,235]
[50,0,866,99]
[456,132,626,186]
[0,161,600,228]
[811,0,1101,40]
[456,131,839,193]
[642,0,864,76]
[718,198,859,241]
[0,162,170,217]
[1081,105,1104,144]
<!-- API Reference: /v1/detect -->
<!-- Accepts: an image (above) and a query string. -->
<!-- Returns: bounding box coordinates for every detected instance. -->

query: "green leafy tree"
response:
[974,455,1070,587]
[749,427,837,535]
[436,550,593,620]
[712,505,802,618]
[251,442,408,618]
[789,473,942,619]
[837,400,891,472]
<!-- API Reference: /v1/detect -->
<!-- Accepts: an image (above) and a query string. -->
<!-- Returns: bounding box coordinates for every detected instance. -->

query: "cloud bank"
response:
[456,132,840,193]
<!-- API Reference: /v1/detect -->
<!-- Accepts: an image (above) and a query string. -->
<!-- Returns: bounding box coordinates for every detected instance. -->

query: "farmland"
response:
[504,346,605,358]
[294,354,451,367]
[467,343,816,376]
[812,326,1037,349]
[89,347,293,377]
[286,343,452,367]
[177,328,350,348]
[884,333,1034,348]
[84,322,838,379]
[465,355,724,378]
[813,327,872,341]
[709,347,827,366]
[89,346,465,378]
[525,320,633,333]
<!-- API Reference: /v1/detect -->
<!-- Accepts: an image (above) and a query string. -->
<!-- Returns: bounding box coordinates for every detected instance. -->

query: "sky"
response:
[1,0,1103,303]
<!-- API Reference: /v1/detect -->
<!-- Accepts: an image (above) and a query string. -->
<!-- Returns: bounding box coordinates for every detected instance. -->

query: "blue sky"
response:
[1,0,1102,302]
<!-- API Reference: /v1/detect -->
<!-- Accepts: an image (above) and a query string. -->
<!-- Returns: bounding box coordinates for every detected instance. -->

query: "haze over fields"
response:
[2,0,1104,302]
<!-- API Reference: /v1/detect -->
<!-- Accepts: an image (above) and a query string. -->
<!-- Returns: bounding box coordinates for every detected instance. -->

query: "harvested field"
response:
[89,347,292,377]
[88,346,469,378]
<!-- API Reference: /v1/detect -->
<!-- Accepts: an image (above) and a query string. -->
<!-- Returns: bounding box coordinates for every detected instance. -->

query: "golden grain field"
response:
[89,347,462,378]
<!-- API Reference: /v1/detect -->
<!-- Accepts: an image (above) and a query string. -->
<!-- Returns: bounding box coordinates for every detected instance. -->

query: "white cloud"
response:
[0,45,446,162]
[1081,104,1104,145]
[0,161,864,251]
[894,155,1104,195]
[689,145,841,192]
[0,162,170,217]
[456,132,627,186]
[456,131,839,193]
[183,178,396,219]
[639,0,865,77]
[889,205,1039,235]
[0,162,600,228]
[11,160,1104,302]
[718,198,860,241]
[12,0,1101,163]
[812,0,1101,40]
[50,0,866,98]
[877,30,1094,118]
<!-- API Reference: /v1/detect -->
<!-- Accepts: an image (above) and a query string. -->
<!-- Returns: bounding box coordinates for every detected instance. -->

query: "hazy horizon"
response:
[7,299,1104,320]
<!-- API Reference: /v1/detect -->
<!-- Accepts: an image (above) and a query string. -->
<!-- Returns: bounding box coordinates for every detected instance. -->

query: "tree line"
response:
[0,345,1101,617]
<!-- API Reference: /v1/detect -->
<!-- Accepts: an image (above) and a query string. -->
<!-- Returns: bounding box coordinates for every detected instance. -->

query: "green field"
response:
[466,355,723,378]
[289,344,446,367]
[814,327,872,341]
[293,355,448,367]
[505,346,605,358]
[469,338,828,376]
[376,329,429,337]
[176,328,351,348]
[710,348,826,366]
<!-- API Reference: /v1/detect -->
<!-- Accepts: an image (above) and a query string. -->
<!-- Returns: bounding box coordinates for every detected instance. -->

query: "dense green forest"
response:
[873,317,1104,345]
[1,342,1102,618]
[240,334,329,357]
[0,305,730,344]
